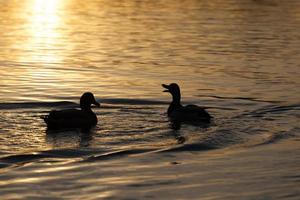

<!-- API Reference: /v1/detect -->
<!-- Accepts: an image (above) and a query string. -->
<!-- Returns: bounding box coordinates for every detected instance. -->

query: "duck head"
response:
[80,92,100,110]
[162,83,181,104]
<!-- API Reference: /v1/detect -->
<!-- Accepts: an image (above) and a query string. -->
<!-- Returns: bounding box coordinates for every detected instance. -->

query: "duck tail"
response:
[40,115,49,123]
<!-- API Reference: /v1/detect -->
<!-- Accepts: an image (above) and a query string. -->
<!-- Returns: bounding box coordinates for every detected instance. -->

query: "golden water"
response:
[0,0,299,199]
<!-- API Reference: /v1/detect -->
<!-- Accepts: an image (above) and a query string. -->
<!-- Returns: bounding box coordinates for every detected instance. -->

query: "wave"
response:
[0,149,101,168]
[99,98,168,105]
[254,127,298,147]
[157,143,217,153]
[0,141,218,168]
[197,94,282,104]
[239,103,300,118]
[0,98,169,110]
[0,148,157,169]
[0,101,77,110]
[82,148,156,162]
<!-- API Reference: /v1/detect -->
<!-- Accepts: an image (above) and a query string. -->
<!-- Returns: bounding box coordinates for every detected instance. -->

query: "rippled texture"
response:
[0,0,299,199]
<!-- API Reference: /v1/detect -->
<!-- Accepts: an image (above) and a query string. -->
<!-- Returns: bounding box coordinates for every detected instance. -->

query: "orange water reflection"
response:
[0,0,299,102]
[18,0,64,64]
[2,0,71,100]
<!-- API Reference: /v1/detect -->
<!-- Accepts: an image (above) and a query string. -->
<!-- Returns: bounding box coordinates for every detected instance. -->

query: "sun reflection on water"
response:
[23,0,63,64]
[18,0,68,92]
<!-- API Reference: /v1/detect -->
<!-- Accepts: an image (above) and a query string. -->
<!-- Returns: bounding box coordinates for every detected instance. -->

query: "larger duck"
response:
[162,83,212,123]
[43,92,100,130]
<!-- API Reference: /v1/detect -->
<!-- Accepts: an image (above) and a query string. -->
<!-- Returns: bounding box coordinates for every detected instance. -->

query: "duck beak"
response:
[94,101,100,107]
[162,84,170,92]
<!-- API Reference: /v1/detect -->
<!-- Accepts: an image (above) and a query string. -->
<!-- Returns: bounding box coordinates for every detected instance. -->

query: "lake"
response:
[0,0,299,199]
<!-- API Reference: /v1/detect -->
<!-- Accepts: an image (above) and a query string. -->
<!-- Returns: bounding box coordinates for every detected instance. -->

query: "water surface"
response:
[0,0,299,199]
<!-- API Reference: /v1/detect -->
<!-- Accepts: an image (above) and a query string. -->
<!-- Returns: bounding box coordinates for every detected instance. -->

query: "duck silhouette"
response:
[162,83,212,125]
[43,92,100,130]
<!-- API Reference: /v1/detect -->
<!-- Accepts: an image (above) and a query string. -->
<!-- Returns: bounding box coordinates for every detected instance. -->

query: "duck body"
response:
[44,108,98,130]
[43,92,100,130]
[163,83,212,124]
[167,103,211,123]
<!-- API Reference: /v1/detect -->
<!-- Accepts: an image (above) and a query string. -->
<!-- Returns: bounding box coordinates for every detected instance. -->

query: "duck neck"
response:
[168,93,182,116]
[80,103,92,112]
[172,92,181,105]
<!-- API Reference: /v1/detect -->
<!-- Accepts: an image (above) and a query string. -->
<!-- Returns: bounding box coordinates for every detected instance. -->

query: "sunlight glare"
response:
[24,0,63,63]
[18,0,66,90]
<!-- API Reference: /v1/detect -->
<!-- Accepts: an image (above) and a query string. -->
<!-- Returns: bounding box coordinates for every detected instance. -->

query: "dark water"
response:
[0,0,299,199]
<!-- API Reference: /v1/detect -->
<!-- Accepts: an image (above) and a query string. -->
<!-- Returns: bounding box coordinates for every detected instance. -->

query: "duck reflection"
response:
[46,128,95,148]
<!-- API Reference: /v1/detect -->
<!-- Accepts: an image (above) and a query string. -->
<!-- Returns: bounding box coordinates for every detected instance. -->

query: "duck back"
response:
[169,104,211,123]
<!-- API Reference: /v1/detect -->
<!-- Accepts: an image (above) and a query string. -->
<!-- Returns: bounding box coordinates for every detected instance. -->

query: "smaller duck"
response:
[43,92,100,130]
[162,83,212,124]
